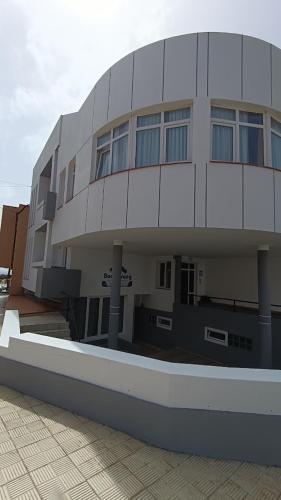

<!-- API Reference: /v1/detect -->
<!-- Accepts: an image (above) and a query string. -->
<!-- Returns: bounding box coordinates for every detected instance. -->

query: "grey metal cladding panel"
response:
[36,268,81,299]
[272,45,281,111]
[108,53,133,122]
[208,33,242,100]
[93,70,110,133]
[132,40,164,110]
[43,191,57,221]
[242,36,271,106]
[163,34,197,102]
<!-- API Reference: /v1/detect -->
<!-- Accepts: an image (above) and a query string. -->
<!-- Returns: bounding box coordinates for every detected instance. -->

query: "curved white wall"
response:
[28,33,281,249]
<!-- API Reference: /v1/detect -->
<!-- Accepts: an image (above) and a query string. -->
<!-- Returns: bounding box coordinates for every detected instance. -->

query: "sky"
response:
[1,0,281,207]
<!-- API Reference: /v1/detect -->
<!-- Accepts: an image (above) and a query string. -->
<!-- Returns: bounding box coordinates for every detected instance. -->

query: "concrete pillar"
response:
[108,241,123,350]
[257,245,272,369]
[174,255,182,305]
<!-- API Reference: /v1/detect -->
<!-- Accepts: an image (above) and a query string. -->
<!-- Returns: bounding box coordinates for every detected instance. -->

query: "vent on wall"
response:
[156,316,172,331]
[204,326,228,346]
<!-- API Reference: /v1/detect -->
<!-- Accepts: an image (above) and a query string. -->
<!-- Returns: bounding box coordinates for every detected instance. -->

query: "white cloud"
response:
[0,0,281,206]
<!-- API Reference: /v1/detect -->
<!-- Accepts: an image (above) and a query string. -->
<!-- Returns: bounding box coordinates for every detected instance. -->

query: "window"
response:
[156,316,172,331]
[96,122,128,179]
[239,111,264,166]
[136,108,190,167]
[211,106,264,166]
[66,157,76,202]
[157,261,171,289]
[204,326,228,346]
[271,118,281,169]
[136,113,161,167]
[57,168,66,209]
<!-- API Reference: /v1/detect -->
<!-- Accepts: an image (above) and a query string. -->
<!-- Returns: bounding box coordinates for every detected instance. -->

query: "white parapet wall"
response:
[1,309,281,465]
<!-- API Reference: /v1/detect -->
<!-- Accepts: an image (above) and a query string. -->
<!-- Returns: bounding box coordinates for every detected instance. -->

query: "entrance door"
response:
[84,296,124,341]
[181,263,196,305]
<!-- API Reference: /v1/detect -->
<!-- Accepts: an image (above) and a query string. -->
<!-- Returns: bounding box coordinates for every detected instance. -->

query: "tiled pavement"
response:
[0,386,280,499]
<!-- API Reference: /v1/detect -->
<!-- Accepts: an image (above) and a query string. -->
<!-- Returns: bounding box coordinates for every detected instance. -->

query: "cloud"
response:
[0,0,281,207]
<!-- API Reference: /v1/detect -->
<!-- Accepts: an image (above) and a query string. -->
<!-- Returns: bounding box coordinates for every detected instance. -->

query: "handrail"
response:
[185,293,281,312]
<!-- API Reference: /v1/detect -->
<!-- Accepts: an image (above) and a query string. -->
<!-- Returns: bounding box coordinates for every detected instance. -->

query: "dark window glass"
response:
[239,111,263,125]
[240,126,264,166]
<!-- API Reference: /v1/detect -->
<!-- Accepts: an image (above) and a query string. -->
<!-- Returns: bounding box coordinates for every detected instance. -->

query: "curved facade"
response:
[23,33,281,369]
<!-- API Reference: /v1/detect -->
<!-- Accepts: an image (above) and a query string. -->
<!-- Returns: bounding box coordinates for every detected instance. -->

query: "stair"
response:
[20,312,71,340]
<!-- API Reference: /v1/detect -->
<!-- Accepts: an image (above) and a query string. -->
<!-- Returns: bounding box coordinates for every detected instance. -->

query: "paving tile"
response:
[23,446,65,471]
[231,463,263,493]
[0,451,22,469]
[0,440,15,455]
[77,457,104,479]
[36,477,66,499]
[18,444,41,460]
[59,469,84,490]
[148,470,187,500]
[30,464,56,485]
[1,461,27,484]
[99,474,144,500]
[15,488,41,499]
[69,445,102,467]
[50,456,76,476]
[6,474,34,499]
[133,492,155,500]
[0,486,10,500]
[65,481,98,499]
[134,460,172,487]
[209,479,247,499]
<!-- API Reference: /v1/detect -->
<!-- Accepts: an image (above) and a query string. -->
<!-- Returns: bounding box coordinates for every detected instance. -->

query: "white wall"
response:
[70,247,153,297]
[205,256,281,306]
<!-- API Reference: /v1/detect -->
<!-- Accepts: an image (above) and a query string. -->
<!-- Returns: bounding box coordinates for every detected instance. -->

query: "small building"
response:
[23,32,281,369]
[0,204,29,296]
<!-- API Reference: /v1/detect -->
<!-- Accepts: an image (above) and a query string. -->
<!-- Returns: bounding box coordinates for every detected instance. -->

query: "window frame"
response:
[210,106,265,166]
[66,157,76,203]
[156,260,172,290]
[96,121,129,179]
[271,117,281,169]
[135,108,192,167]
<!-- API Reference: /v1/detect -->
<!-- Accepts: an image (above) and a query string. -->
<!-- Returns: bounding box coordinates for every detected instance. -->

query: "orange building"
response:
[0,204,29,295]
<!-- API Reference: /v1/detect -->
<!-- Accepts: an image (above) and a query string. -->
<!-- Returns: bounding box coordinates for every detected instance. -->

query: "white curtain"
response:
[212,125,233,161]
[136,128,160,167]
[97,149,110,178]
[240,126,264,166]
[166,126,187,162]
[272,133,281,169]
[112,135,128,173]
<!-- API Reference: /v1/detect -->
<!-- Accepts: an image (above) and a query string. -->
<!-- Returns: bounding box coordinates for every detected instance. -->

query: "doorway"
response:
[83,296,124,342]
[181,263,196,305]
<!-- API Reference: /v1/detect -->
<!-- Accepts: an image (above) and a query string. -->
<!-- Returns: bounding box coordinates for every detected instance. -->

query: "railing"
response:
[184,293,281,313]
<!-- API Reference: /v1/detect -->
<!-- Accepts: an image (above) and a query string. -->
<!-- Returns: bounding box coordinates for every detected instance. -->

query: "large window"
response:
[136,108,191,167]
[96,122,128,179]
[271,118,281,169]
[66,157,76,202]
[95,107,191,179]
[211,106,264,166]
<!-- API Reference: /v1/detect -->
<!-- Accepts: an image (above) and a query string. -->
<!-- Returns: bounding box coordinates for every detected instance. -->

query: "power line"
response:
[0,179,31,188]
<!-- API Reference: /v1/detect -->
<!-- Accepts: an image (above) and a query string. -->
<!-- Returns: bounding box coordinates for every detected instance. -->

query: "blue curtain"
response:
[240,126,264,166]
[272,133,281,169]
[136,128,160,167]
[212,125,233,161]
[166,126,187,162]
[112,135,128,173]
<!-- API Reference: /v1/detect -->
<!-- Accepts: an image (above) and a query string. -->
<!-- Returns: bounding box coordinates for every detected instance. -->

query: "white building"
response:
[23,32,281,369]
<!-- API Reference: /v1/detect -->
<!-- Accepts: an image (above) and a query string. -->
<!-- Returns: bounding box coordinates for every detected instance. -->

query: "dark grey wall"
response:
[0,355,281,466]
[135,305,281,369]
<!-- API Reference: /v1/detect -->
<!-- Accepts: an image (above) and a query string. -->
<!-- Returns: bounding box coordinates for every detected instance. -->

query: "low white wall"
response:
[1,310,281,416]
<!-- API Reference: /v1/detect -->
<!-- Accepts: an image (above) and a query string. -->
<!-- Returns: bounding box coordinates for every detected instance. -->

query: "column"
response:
[173,255,182,305]
[257,245,272,369]
[108,241,123,350]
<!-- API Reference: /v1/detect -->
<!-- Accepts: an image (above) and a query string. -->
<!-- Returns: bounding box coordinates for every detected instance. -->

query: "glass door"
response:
[84,296,124,341]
